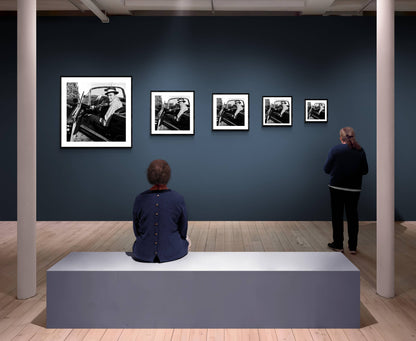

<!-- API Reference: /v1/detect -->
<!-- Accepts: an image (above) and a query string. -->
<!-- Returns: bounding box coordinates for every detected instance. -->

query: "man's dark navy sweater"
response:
[324,144,368,190]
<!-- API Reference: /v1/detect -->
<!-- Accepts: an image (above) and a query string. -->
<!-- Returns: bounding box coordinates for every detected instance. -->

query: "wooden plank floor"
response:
[1,221,415,341]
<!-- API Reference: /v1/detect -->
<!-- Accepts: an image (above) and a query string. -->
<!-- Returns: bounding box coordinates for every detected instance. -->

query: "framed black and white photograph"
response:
[61,76,132,147]
[151,91,194,135]
[305,99,328,123]
[263,96,292,126]
[212,93,249,130]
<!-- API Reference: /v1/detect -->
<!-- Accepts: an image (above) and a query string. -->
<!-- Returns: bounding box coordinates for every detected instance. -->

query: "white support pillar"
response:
[17,0,37,299]
[376,0,395,298]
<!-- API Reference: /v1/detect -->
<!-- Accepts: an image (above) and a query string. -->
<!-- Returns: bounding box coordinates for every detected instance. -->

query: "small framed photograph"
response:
[61,76,132,147]
[212,93,249,131]
[305,99,328,123]
[151,91,194,135]
[263,96,292,126]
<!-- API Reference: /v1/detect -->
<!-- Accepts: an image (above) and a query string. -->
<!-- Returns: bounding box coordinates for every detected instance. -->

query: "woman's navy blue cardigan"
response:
[132,189,189,263]
[324,144,368,189]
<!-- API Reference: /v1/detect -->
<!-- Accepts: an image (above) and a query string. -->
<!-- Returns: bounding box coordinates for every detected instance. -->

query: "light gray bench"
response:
[47,251,360,328]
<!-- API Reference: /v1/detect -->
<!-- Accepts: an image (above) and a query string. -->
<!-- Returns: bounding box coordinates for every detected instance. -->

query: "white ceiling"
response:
[1,0,416,16]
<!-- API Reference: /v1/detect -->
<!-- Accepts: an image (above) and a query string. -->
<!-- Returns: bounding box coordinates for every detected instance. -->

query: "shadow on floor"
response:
[360,302,377,328]
[32,307,46,328]
[31,303,377,330]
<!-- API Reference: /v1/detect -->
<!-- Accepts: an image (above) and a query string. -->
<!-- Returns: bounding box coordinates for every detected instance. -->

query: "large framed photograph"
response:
[263,96,292,126]
[151,91,194,135]
[305,99,328,123]
[212,93,249,131]
[61,76,132,147]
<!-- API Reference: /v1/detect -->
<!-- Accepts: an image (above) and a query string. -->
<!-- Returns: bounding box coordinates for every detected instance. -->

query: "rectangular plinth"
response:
[47,252,360,328]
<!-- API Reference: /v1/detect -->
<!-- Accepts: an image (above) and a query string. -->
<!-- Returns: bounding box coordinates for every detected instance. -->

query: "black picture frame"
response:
[212,93,249,131]
[150,91,195,135]
[61,76,132,147]
[262,96,293,127]
[305,99,328,123]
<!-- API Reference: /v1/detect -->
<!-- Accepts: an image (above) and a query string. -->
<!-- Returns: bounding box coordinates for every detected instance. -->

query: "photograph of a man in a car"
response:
[305,99,328,122]
[62,77,131,147]
[156,97,190,130]
[68,86,125,141]
[217,99,245,126]
[263,96,292,126]
[151,91,194,135]
[212,94,249,130]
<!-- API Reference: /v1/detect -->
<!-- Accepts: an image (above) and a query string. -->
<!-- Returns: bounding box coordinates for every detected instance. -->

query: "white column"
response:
[17,0,37,299]
[377,0,395,298]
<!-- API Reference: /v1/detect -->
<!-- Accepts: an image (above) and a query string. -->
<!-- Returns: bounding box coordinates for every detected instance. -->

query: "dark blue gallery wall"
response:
[395,19,416,221]
[34,16,377,221]
[2,16,414,221]
[0,17,17,220]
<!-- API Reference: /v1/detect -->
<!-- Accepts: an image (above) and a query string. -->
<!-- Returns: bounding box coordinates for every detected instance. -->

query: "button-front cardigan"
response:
[132,189,189,263]
[324,144,368,190]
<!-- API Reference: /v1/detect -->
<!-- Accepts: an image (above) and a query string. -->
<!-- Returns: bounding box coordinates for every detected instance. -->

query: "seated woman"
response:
[132,159,190,263]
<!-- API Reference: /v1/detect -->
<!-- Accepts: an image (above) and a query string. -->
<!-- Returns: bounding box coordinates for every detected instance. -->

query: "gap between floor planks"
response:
[0,221,415,341]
